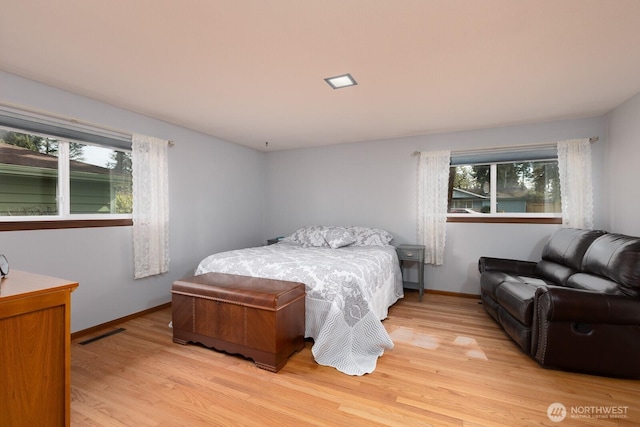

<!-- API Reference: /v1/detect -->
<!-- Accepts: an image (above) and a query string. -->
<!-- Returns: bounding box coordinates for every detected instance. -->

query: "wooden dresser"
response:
[0,270,78,427]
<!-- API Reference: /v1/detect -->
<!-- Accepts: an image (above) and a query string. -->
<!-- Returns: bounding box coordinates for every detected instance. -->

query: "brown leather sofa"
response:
[479,227,640,378]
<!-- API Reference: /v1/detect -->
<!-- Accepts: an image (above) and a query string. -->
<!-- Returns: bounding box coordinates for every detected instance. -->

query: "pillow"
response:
[282,225,328,247]
[324,227,356,249]
[282,225,393,247]
[348,226,393,246]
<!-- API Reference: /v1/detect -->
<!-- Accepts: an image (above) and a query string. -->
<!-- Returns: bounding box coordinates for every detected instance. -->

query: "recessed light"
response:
[324,73,357,89]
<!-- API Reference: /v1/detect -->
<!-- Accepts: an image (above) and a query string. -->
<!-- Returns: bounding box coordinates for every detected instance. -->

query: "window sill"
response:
[0,218,133,231]
[447,216,561,224]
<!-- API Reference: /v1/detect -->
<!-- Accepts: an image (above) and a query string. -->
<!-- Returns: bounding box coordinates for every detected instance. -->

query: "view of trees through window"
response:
[0,129,132,216]
[449,160,560,214]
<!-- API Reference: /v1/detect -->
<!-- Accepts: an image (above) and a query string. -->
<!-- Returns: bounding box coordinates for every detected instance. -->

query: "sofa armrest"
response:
[533,286,640,377]
[478,256,537,276]
[535,287,640,325]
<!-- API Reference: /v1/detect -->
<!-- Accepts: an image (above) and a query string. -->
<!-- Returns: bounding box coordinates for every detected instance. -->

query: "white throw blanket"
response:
[196,242,403,375]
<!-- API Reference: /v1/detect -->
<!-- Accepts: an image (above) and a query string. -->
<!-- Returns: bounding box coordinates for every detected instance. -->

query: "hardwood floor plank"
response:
[71,291,639,426]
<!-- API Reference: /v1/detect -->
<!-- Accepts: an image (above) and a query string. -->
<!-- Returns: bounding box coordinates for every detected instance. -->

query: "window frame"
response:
[447,154,562,224]
[0,124,133,231]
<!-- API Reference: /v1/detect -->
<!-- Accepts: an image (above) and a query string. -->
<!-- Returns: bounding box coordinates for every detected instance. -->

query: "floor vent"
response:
[79,328,126,345]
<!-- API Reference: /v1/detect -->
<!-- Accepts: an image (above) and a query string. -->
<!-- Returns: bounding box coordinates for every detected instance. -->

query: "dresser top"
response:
[0,270,78,301]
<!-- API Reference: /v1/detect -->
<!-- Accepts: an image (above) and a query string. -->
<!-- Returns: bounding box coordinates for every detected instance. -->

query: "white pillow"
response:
[282,226,328,247]
[348,226,393,246]
[324,227,356,249]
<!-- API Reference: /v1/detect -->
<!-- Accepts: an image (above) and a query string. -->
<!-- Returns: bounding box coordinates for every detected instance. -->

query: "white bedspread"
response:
[195,242,404,375]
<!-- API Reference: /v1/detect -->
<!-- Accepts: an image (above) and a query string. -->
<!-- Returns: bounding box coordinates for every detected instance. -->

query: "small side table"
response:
[396,244,425,301]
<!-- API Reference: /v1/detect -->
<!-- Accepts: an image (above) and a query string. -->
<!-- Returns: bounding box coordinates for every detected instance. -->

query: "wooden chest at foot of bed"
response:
[171,272,306,372]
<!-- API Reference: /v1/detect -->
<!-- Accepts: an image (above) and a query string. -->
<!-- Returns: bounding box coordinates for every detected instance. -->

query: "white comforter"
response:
[195,242,404,375]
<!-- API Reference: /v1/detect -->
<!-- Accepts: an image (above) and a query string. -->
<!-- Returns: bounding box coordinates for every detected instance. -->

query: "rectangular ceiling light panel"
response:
[324,73,357,89]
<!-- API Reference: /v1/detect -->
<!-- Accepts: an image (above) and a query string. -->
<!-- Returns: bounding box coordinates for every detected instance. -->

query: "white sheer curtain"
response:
[417,150,451,265]
[557,138,593,229]
[132,134,170,279]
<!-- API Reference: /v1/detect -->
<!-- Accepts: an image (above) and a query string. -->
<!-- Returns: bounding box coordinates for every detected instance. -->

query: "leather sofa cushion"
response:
[535,228,605,284]
[581,233,640,297]
[480,271,519,300]
[566,273,621,294]
[534,260,575,286]
[495,281,540,326]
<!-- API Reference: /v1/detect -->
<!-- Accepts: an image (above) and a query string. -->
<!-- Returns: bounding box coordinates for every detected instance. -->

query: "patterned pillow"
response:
[282,225,328,247]
[348,226,393,246]
[324,227,356,249]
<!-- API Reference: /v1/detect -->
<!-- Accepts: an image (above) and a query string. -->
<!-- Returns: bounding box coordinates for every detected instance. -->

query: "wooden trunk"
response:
[171,272,305,372]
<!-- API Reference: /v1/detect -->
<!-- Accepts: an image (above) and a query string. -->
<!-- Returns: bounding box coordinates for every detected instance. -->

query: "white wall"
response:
[605,91,640,236]
[0,71,266,332]
[265,116,607,294]
[1,68,627,328]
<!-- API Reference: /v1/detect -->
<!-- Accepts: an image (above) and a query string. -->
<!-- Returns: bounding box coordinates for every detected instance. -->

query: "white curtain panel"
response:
[557,138,593,229]
[132,134,170,279]
[417,150,451,265]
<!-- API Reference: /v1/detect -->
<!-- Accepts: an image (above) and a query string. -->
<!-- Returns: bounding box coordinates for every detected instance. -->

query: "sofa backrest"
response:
[534,228,606,285]
[574,233,640,297]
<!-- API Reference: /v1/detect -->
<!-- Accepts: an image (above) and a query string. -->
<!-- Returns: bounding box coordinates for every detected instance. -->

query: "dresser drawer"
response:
[397,247,424,261]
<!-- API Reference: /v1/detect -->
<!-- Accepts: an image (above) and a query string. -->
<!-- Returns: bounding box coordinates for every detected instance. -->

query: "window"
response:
[448,145,561,220]
[1,131,59,216]
[1,127,132,224]
[70,143,132,215]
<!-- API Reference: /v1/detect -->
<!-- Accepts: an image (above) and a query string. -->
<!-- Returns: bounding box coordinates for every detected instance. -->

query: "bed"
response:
[195,226,404,375]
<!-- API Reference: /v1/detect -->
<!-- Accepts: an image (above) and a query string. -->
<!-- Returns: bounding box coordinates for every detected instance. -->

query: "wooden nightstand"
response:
[396,244,425,301]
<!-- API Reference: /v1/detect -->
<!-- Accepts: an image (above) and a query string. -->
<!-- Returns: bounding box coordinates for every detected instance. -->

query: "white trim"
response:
[57,142,70,216]
[489,164,497,214]
[0,101,130,142]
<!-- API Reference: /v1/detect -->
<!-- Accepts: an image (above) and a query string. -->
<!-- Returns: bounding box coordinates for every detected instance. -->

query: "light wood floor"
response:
[71,292,638,426]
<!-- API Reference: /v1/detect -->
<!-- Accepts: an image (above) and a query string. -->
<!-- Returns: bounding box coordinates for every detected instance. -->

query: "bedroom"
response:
[1,1,640,425]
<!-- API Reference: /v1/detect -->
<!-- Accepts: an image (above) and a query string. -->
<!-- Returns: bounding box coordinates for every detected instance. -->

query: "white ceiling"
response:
[2,1,640,152]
